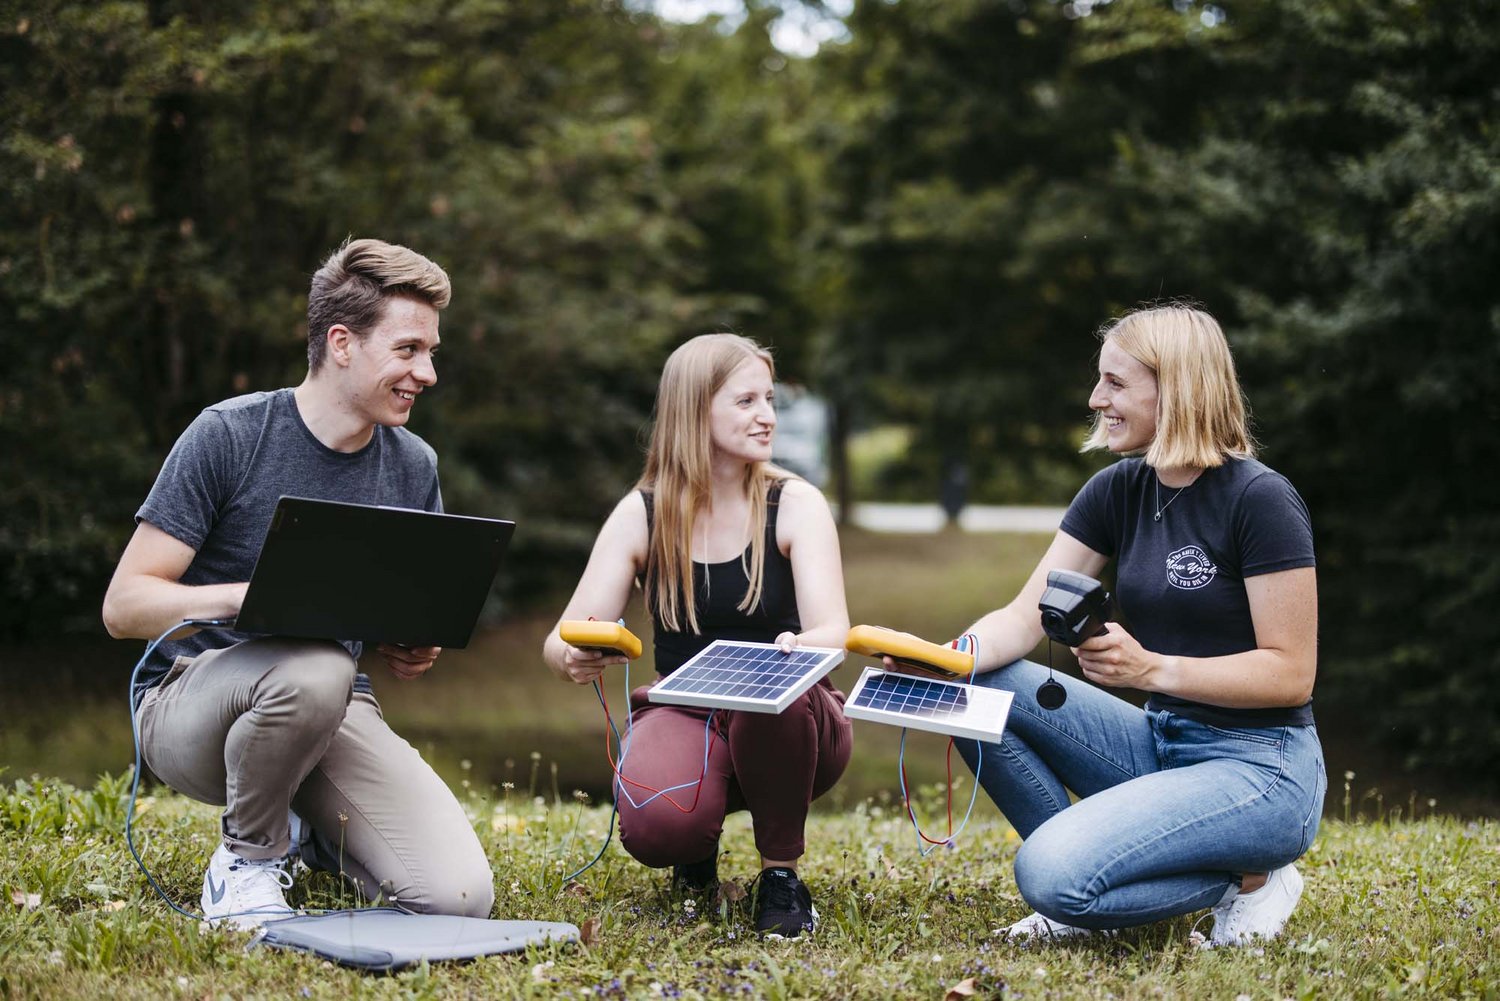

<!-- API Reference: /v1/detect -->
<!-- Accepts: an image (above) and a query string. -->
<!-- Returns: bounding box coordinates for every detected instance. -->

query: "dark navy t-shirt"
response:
[1059,456,1316,728]
[133,389,442,703]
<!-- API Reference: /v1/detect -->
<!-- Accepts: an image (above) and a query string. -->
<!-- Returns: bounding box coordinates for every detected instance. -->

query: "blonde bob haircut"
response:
[1083,304,1257,469]
[637,333,792,634]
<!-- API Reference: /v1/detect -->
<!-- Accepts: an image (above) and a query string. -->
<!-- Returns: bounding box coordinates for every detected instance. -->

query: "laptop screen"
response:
[234,497,514,649]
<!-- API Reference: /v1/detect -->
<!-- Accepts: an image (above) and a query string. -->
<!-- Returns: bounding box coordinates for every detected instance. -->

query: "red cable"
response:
[900,736,958,846]
[595,680,711,815]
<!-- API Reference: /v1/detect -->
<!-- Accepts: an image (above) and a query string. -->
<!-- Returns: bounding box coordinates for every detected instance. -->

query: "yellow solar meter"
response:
[559,620,643,660]
[844,624,975,679]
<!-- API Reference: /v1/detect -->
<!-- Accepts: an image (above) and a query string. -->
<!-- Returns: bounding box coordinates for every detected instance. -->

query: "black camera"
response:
[1038,570,1111,647]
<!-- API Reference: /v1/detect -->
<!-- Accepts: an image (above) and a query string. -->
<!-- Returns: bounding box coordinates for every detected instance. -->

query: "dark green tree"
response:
[0,0,709,635]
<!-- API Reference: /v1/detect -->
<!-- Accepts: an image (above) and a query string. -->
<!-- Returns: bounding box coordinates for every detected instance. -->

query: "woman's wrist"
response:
[1145,652,1176,693]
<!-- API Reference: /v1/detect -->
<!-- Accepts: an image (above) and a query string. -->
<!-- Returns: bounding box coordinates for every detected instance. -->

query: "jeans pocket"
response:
[1201,722,1284,747]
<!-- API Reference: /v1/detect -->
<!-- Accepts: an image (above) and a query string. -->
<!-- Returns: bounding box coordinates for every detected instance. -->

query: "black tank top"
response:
[641,482,802,676]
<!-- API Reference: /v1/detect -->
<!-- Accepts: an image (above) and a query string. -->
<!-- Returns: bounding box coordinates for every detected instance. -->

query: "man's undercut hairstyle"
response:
[306,238,451,372]
[1083,302,1257,469]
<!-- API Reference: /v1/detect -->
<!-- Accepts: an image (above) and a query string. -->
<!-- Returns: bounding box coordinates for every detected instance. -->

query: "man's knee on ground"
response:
[387,858,495,918]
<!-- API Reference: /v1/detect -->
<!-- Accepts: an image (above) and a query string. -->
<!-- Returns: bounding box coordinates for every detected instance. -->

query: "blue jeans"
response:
[955,660,1326,930]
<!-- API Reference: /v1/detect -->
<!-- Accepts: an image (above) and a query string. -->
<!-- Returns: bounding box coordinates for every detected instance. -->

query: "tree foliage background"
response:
[3,0,1496,775]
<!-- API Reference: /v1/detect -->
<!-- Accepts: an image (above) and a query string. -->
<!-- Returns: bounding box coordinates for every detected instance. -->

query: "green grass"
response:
[5,527,1499,996]
[2,773,1497,999]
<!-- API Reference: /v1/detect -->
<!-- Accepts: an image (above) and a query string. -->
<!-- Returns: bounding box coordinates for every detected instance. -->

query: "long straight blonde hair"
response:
[1083,304,1257,468]
[637,333,788,633]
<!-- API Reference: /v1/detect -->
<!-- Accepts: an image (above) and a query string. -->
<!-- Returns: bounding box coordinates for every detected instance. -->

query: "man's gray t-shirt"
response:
[134,388,441,701]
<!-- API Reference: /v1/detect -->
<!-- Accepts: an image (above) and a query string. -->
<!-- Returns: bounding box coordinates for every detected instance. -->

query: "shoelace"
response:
[1190,891,1240,947]
[228,857,294,910]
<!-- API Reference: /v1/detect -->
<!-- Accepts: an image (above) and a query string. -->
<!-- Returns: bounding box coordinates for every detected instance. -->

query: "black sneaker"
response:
[671,855,719,896]
[752,867,817,939]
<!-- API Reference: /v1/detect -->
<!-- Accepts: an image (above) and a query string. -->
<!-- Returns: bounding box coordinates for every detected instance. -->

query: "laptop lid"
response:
[234,496,514,649]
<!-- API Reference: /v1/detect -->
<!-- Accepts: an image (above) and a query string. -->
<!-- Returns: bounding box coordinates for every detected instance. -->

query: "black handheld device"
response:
[1034,570,1112,710]
[1038,570,1112,647]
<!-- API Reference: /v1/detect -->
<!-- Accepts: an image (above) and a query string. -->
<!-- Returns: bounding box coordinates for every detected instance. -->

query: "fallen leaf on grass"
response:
[564,882,591,899]
[944,977,978,1000]
[10,890,41,910]
[580,917,602,946]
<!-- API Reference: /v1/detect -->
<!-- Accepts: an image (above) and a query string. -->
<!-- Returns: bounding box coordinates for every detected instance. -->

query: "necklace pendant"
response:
[1154,512,1162,522]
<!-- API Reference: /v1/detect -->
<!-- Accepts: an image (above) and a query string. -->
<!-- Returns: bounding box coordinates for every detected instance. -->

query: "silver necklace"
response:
[1154,470,1200,522]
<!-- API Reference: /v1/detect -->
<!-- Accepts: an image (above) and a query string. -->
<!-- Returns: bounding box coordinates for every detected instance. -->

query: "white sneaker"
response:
[201,843,295,929]
[1003,911,1099,941]
[1205,864,1304,948]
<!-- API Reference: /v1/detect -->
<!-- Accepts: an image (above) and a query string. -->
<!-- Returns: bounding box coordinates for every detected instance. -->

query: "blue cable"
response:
[897,632,984,856]
[612,658,717,810]
[562,648,716,882]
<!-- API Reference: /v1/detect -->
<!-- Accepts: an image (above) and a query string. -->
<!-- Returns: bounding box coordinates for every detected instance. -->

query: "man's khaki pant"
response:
[135,636,494,917]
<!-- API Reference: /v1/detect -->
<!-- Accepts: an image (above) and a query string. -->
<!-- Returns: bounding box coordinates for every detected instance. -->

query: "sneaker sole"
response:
[758,905,819,941]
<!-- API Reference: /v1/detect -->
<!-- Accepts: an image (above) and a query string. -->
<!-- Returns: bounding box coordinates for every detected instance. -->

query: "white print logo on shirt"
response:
[1166,545,1219,590]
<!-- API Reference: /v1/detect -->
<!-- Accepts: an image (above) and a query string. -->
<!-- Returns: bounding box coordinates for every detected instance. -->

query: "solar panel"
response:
[646,640,845,715]
[843,667,1014,743]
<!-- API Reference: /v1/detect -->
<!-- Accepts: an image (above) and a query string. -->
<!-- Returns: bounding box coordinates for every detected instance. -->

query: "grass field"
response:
[4,527,1499,997]
[2,772,1496,999]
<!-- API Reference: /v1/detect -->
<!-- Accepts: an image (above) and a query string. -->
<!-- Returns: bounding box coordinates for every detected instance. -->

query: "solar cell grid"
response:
[647,640,845,715]
[852,674,969,718]
[842,667,1013,742]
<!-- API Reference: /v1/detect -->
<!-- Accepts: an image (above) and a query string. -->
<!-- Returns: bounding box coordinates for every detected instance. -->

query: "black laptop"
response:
[233,497,515,649]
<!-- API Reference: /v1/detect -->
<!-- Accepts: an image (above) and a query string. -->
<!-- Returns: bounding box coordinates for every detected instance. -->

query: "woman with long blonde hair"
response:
[543,333,851,938]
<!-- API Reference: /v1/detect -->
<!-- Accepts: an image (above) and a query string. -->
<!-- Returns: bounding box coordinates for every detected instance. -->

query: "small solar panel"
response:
[843,667,1014,743]
[646,640,845,715]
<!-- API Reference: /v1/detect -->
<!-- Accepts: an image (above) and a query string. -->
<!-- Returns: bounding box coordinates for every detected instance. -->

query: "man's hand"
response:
[379,643,442,680]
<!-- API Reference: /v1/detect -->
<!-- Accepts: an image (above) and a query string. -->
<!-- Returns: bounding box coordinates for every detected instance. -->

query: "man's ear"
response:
[325,324,355,368]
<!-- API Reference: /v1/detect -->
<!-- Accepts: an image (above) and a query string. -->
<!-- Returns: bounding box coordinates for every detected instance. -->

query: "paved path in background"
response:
[838,502,1066,534]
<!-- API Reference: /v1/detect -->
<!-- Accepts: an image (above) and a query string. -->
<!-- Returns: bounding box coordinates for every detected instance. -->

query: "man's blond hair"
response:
[306,238,451,371]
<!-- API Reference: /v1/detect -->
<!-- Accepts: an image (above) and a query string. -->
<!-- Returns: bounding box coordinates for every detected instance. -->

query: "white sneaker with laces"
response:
[1205,863,1304,948]
[201,843,295,930]
[1003,911,1098,941]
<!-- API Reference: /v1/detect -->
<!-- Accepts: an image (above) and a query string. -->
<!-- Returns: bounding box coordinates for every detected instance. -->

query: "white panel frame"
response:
[842,667,1014,743]
[647,640,845,715]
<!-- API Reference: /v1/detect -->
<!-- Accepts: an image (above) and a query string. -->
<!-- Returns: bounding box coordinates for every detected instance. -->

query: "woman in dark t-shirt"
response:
[951,304,1325,948]
[542,333,851,939]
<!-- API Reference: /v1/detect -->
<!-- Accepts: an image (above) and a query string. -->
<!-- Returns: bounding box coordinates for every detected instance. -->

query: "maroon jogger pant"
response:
[615,678,852,866]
